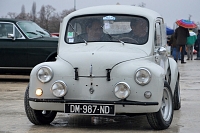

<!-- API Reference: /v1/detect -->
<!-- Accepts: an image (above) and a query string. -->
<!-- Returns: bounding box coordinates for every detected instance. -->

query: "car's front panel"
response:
[29,57,165,114]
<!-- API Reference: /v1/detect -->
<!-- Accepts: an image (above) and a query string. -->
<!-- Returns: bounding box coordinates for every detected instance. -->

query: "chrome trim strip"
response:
[0,67,32,69]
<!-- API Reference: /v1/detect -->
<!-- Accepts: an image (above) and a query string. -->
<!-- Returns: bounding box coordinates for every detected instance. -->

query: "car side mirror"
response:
[158,47,166,55]
[7,34,15,40]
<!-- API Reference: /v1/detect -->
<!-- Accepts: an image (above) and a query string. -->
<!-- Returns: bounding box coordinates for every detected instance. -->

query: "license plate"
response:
[64,103,115,115]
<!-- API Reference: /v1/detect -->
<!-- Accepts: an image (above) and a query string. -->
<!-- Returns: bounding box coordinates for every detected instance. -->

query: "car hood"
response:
[59,43,148,76]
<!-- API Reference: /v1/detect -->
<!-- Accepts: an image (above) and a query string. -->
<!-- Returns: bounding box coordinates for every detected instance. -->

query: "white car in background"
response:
[24,5,181,130]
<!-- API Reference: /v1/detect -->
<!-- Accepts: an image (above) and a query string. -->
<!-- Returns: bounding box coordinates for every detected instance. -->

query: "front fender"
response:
[168,57,179,95]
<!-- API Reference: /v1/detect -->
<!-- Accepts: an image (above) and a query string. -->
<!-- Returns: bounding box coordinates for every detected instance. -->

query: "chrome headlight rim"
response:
[51,80,68,97]
[114,82,131,99]
[135,67,151,86]
[37,66,53,83]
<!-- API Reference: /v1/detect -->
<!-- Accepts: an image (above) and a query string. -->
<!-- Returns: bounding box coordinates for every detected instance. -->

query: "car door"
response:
[0,22,28,68]
[26,38,57,67]
[154,19,168,75]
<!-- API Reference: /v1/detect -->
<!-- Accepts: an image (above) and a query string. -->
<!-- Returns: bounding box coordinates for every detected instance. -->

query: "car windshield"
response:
[17,21,50,38]
[66,15,149,45]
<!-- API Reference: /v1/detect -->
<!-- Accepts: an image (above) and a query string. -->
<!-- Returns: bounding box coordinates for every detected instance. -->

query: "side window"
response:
[5,23,13,34]
[0,23,10,38]
[0,23,23,39]
[155,22,162,47]
[15,27,23,38]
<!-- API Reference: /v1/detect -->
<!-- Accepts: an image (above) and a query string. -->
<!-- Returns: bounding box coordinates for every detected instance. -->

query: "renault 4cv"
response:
[24,5,181,130]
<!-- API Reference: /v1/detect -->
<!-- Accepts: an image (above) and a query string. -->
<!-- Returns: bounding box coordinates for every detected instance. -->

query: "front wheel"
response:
[146,81,174,130]
[24,86,57,125]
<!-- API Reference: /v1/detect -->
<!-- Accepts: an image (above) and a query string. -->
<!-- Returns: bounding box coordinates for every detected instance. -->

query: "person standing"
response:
[194,29,200,60]
[170,33,181,61]
[174,26,190,63]
[186,29,197,60]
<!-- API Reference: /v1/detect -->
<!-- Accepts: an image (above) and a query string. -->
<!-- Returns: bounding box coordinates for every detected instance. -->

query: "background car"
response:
[0,18,58,75]
[51,33,59,38]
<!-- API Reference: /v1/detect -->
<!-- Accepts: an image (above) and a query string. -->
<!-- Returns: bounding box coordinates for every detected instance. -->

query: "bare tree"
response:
[44,5,56,30]
[38,5,46,28]
[48,13,61,32]
[4,4,76,32]
[38,5,55,30]
[31,2,37,22]
[60,9,75,19]
[17,5,27,19]
[7,12,18,18]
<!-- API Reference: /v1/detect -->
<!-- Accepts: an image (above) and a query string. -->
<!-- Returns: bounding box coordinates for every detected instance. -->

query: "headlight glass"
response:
[135,68,151,85]
[37,66,53,83]
[51,80,67,97]
[114,82,131,99]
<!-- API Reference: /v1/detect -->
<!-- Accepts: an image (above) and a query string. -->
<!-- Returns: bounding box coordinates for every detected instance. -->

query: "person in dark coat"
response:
[174,26,190,63]
[170,33,180,60]
[194,30,200,60]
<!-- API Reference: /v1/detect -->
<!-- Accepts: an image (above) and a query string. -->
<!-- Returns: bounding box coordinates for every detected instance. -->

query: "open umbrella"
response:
[176,19,197,29]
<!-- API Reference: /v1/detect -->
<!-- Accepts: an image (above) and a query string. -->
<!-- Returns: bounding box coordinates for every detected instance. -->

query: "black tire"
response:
[174,78,181,110]
[166,69,171,85]
[146,81,174,130]
[24,86,57,125]
[47,56,56,61]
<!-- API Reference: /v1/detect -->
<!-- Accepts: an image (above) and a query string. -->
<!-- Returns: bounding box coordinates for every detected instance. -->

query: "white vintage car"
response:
[24,5,181,130]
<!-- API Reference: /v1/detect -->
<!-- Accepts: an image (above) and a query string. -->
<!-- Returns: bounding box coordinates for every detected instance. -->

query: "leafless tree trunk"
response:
[17,5,26,19]
[31,2,37,22]
[38,5,55,30]
[38,5,46,29]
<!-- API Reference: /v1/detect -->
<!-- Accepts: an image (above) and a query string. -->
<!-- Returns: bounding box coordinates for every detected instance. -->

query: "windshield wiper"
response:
[26,31,38,35]
[36,30,46,35]
[100,26,125,45]
[26,31,44,38]
[69,23,88,45]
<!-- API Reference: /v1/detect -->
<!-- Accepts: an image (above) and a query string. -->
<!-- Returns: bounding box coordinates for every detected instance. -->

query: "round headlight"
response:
[135,68,151,85]
[51,80,67,97]
[37,66,53,83]
[114,82,131,99]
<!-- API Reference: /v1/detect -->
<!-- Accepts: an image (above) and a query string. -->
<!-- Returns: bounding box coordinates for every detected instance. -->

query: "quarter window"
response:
[155,22,162,47]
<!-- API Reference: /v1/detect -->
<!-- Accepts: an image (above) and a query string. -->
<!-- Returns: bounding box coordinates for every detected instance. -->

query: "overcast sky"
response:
[0,0,199,28]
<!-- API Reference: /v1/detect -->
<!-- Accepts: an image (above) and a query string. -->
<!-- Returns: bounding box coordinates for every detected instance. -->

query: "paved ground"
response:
[0,58,200,133]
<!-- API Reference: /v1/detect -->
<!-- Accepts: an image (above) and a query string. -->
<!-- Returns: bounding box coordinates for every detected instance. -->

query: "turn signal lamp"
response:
[36,88,43,96]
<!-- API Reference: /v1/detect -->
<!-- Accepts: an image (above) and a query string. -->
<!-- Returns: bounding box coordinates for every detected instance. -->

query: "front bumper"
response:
[29,98,158,105]
[29,98,160,114]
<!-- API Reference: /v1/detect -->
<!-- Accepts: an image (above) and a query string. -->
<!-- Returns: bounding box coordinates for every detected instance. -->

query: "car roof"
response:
[0,18,30,23]
[64,5,161,21]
